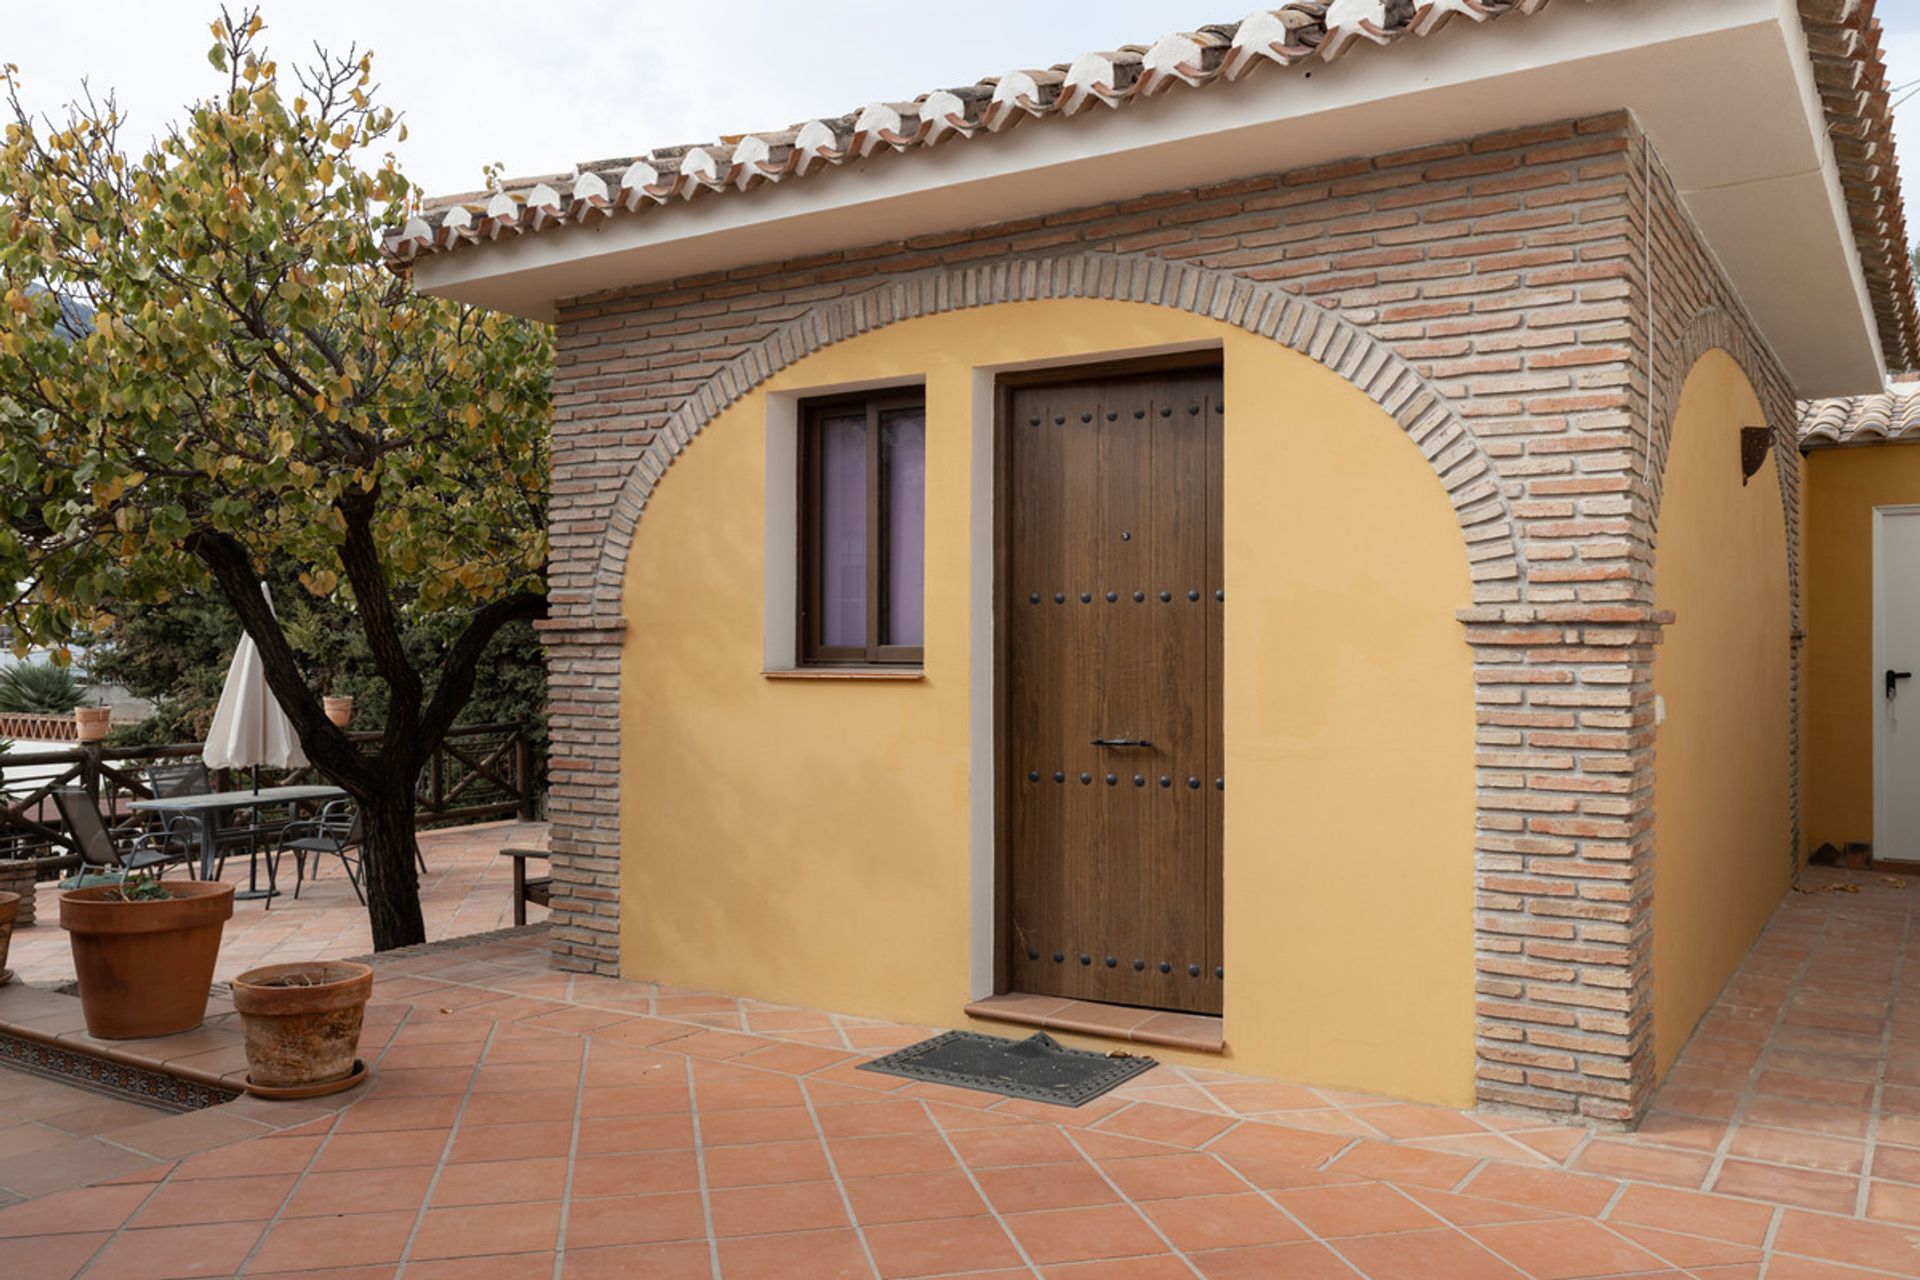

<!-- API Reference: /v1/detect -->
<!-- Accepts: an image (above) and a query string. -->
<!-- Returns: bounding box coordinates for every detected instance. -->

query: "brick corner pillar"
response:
[1462,602,1672,1125]
[533,614,627,976]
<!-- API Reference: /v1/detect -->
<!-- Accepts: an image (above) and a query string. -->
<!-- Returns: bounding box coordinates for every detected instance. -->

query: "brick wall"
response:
[540,109,1797,1123]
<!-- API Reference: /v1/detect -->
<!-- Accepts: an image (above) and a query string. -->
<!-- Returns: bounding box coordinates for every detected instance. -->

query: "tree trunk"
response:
[358,782,427,951]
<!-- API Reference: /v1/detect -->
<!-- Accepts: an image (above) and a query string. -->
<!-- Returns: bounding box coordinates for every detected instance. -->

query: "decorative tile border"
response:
[0,1029,239,1113]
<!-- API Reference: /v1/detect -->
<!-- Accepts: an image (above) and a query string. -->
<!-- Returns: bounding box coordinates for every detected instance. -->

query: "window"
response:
[800,392,926,665]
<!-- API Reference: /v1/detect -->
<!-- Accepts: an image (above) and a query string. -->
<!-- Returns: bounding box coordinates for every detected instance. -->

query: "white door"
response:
[1875,506,1920,860]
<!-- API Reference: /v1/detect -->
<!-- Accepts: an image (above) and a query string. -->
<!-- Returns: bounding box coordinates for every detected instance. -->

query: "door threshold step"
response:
[964,993,1224,1054]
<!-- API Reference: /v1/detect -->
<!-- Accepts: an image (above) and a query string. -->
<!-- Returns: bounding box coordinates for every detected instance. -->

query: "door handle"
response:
[1091,738,1154,749]
[1889,669,1913,700]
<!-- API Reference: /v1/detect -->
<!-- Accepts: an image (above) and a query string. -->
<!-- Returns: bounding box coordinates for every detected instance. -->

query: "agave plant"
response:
[0,661,87,714]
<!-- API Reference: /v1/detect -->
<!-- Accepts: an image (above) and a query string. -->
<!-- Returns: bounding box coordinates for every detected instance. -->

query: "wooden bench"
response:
[500,846,551,926]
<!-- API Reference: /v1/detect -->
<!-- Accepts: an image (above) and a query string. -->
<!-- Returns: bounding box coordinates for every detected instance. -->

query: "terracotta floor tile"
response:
[708,1179,848,1236]
[1469,1218,1667,1280]
[1331,1226,1528,1280]
[1141,1191,1304,1252]
[308,1128,447,1172]
[1867,1178,1920,1226]
[712,1228,873,1280]
[283,1165,435,1218]
[1327,1139,1478,1190]
[813,1099,935,1139]
[1572,1138,1715,1188]
[0,1136,157,1198]
[1202,1122,1349,1170]
[411,1200,562,1258]
[402,1255,557,1280]
[1401,1186,1567,1227]
[130,1172,295,1227]
[560,1241,713,1280]
[1360,1103,1488,1140]
[560,1190,704,1249]
[578,1084,690,1119]
[949,1124,1084,1169]
[1465,1163,1618,1217]
[1274,1182,1444,1237]
[1870,1143,1920,1185]
[0,1182,152,1237]
[1711,1159,1861,1214]
[1041,1257,1191,1279]
[863,1214,1025,1278]
[698,1105,818,1147]
[1744,1096,1875,1140]
[974,1160,1120,1213]
[4,1230,111,1280]
[86,1221,265,1280]
[1004,1203,1170,1265]
[1204,1081,1326,1114]
[1726,1124,1867,1174]
[842,1170,987,1224]
[1773,1208,1920,1274]
[1099,1152,1245,1201]
[249,1210,417,1272]
[1190,1240,1361,1280]
[430,1155,569,1206]
[828,1132,959,1179]
[1095,1103,1236,1149]
[462,1089,577,1126]
[1608,1223,1763,1271]
[1606,1183,1776,1246]
[702,1139,833,1187]
[569,1151,703,1198]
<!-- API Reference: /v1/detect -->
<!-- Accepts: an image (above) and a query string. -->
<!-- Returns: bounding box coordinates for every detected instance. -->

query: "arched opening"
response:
[614,296,1478,1102]
[1651,348,1793,1075]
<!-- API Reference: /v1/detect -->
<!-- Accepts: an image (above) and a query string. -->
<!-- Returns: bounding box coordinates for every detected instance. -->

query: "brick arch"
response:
[582,251,1525,625]
[1646,307,1794,540]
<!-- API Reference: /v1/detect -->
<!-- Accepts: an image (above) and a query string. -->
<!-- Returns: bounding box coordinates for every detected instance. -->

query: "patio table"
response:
[129,784,347,900]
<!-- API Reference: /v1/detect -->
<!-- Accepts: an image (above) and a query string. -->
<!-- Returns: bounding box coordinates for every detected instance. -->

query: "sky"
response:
[7,1,1920,209]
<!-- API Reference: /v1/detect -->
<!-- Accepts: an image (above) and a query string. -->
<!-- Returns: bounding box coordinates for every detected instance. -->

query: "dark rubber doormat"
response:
[858,1030,1156,1107]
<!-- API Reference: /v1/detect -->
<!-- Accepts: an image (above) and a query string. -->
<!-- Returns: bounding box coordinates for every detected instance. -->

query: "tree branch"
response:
[416,591,548,749]
[183,527,372,791]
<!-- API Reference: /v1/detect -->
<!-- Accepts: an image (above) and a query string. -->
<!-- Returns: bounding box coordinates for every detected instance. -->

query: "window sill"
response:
[761,667,925,681]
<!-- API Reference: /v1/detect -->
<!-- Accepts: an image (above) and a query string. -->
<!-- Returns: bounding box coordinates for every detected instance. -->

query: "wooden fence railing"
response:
[0,721,539,876]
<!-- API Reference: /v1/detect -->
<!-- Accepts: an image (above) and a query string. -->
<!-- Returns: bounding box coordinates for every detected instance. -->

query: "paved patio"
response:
[5,819,550,987]
[2,865,1919,1277]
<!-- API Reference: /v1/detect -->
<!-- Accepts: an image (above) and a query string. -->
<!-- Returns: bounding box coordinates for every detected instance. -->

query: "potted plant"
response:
[0,889,18,985]
[230,960,373,1097]
[60,874,234,1038]
[73,703,111,742]
[322,694,354,728]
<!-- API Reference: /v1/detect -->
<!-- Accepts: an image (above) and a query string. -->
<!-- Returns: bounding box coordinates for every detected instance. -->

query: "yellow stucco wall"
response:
[619,299,1477,1104]
[1651,349,1793,1075]
[1803,443,1920,850]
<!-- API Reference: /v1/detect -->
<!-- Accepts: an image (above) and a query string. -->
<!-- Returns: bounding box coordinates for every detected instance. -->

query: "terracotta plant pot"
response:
[322,695,354,728]
[0,890,18,983]
[73,706,111,742]
[60,880,234,1039]
[231,961,373,1092]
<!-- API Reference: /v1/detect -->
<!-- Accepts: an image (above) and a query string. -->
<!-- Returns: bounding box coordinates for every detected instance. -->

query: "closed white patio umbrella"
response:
[204,584,307,781]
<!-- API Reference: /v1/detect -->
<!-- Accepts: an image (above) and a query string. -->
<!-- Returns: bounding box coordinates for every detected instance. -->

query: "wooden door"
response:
[1003,365,1223,1015]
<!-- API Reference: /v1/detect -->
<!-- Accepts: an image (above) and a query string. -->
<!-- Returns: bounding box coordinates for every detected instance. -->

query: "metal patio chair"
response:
[52,788,194,882]
[268,799,365,905]
[143,759,271,879]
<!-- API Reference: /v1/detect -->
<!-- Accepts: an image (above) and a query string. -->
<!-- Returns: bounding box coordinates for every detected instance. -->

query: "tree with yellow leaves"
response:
[0,9,551,948]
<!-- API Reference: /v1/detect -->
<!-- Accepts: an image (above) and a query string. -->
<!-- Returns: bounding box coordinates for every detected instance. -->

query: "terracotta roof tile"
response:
[380,1,1918,373]
[1796,1,1919,371]
[379,2,1574,265]
[1798,383,1920,448]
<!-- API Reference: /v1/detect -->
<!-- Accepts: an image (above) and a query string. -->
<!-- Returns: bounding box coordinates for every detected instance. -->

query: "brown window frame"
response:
[798,390,926,667]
